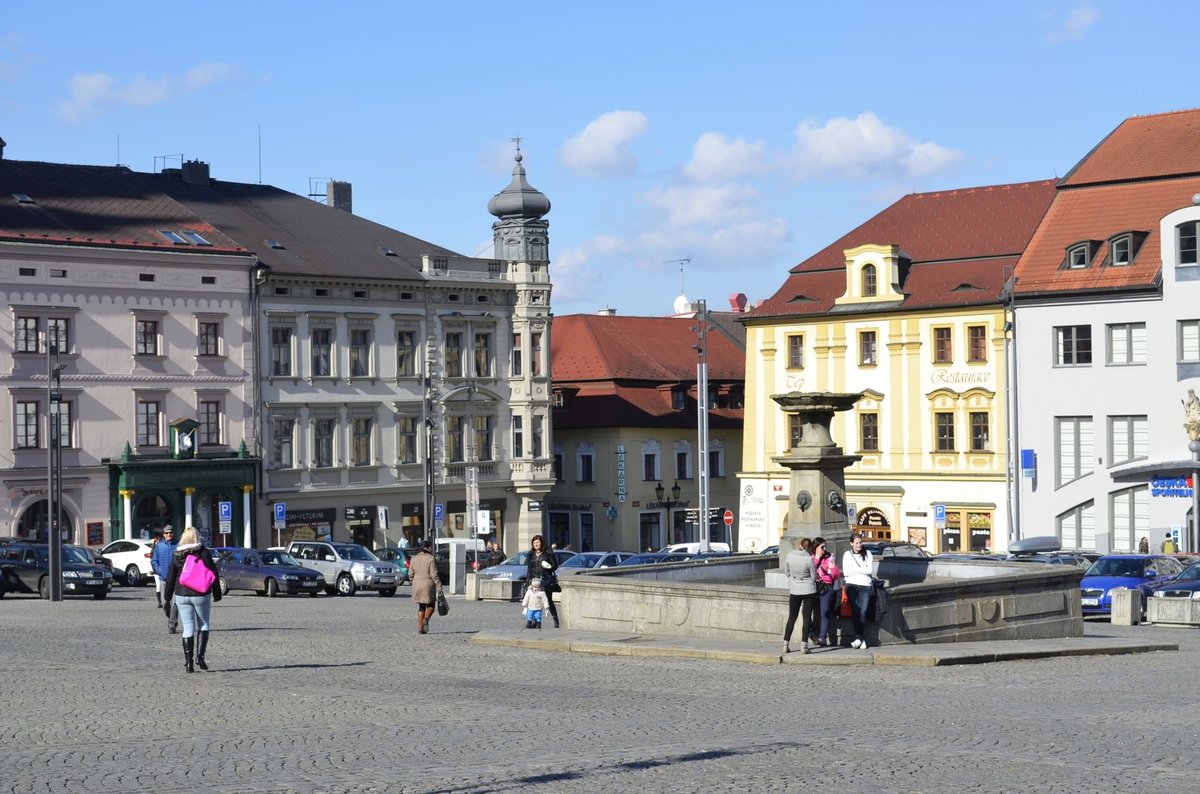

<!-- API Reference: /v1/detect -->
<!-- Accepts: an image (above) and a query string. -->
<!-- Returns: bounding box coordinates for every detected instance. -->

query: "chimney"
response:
[0,137,6,159]
[327,180,352,214]
[182,160,210,187]
[597,307,617,316]
[728,292,748,313]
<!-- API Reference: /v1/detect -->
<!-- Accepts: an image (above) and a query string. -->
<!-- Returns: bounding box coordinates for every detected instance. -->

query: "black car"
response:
[862,541,931,559]
[212,547,324,597]
[0,543,113,599]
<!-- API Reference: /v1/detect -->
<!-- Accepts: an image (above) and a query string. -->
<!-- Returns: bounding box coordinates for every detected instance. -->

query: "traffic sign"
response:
[219,501,232,534]
[274,502,286,522]
[723,509,734,526]
[434,503,444,521]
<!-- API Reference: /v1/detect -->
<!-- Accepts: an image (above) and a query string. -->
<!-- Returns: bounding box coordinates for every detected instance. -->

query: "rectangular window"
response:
[789,414,803,449]
[1068,245,1089,269]
[396,331,416,376]
[136,320,160,356]
[351,418,372,465]
[15,400,39,448]
[553,452,564,482]
[314,419,335,468]
[15,317,39,353]
[1110,486,1149,552]
[786,334,804,369]
[350,328,371,377]
[444,332,463,378]
[860,413,879,452]
[969,411,989,452]
[198,321,220,357]
[532,416,544,458]
[933,327,953,364]
[512,415,523,458]
[137,400,161,446]
[47,318,69,354]
[967,325,987,363]
[578,452,595,483]
[511,332,523,377]
[642,452,658,481]
[859,331,877,366]
[1107,323,1145,365]
[671,389,686,410]
[55,401,73,449]
[311,328,332,376]
[396,416,416,464]
[1180,221,1198,265]
[1181,320,1200,363]
[198,399,222,446]
[708,448,724,478]
[676,450,690,480]
[531,332,543,377]
[1055,325,1092,366]
[1056,416,1094,487]
[271,418,295,468]
[271,327,292,376]
[935,411,955,452]
[448,416,464,462]
[1057,501,1095,550]
[473,332,492,377]
[1109,415,1147,466]
[471,415,492,461]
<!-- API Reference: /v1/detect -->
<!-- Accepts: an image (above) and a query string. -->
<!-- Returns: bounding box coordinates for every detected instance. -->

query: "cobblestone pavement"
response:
[3,585,1199,793]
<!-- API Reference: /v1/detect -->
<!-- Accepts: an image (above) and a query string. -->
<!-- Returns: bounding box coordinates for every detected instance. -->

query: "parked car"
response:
[616,552,696,566]
[371,548,413,585]
[433,548,495,582]
[1003,536,1090,567]
[557,551,638,574]
[862,541,931,559]
[1079,554,1185,616]
[661,542,731,554]
[213,548,324,597]
[1150,562,1200,601]
[477,550,576,582]
[0,543,113,599]
[98,538,155,586]
[759,545,780,555]
[285,541,401,596]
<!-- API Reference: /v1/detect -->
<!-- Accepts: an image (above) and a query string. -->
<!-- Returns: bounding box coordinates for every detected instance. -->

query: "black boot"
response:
[196,630,209,671]
[182,637,195,674]
[155,594,162,609]
[525,620,533,628]
[553,615,560,628]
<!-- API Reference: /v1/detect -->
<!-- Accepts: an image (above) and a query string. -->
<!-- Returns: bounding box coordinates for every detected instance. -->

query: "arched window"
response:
[862,264,877,297]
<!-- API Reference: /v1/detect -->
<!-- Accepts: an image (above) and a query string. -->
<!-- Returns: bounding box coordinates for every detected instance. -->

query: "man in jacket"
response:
[151,525,178,633]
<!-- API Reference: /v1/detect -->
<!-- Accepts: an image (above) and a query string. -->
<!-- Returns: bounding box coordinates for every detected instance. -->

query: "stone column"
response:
[183,486,195,528]
[119,489,134,540]
[242,484,254,548]
[771,392,862,565]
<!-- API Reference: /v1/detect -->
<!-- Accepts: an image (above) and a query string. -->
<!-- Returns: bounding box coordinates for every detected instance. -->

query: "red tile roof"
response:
[552,314,745,381]
[1060,109,1200,187]
[749,180,1056,319]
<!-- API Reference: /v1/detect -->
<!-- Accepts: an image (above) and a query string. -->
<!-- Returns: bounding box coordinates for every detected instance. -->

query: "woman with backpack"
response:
[163,527,222,673]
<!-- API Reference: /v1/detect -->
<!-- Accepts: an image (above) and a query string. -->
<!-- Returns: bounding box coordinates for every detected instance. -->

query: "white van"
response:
[661,542,731,554]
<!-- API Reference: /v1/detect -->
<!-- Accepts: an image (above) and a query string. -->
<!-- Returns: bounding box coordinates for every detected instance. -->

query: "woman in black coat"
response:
[163,527,222,673]
[524,534,560,627]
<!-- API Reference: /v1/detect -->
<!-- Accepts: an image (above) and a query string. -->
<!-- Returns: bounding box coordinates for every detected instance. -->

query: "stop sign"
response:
[723,509,734,526]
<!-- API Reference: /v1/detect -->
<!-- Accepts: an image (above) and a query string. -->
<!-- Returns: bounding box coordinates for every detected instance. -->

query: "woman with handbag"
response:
[409,540,442,634]
[841,533,874,649]
[524,534,560,628]
[781,538,818,654]
[810,537,841,647]
[163,527,221,673]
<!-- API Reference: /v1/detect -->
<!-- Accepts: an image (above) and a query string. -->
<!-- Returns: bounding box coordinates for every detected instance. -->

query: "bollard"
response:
[1110,588,1142,626]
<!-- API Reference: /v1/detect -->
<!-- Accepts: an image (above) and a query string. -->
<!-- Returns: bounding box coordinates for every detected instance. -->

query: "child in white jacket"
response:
[521,578,551,629]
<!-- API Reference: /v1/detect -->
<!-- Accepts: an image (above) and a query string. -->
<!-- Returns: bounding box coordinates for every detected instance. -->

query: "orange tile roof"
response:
[1061,109,1200,187]
[551,314,745,381]
[749,179,1055,319]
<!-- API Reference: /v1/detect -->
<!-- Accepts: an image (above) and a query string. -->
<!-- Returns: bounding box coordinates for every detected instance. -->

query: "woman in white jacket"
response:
[840,534,874,649]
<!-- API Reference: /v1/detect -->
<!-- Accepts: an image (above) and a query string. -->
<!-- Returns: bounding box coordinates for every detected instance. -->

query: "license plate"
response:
[1081,598,1099,607]
[303,581,319,587]
[86,579,101,586]
[377,577,394,584]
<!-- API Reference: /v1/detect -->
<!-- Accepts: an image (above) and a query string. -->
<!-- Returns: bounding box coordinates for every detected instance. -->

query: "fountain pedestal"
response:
[771,392,863,565]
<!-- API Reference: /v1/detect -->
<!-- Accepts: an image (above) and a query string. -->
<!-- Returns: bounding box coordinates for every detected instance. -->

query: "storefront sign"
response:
[1151,477,1194,498]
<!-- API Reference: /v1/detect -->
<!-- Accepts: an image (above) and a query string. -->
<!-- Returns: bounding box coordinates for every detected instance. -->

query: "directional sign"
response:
[723,509,734,526]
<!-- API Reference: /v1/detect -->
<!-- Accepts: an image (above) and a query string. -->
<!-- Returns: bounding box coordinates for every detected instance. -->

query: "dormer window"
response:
[1068,244,1090,269]
[1111,236,1130,266]
[862,264,878,297]
[671,388,686,410]
[1180,221,1198,265]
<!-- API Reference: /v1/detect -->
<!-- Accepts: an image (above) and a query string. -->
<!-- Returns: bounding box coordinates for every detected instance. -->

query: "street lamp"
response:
[656,481,681,545]
[46,341,65,602]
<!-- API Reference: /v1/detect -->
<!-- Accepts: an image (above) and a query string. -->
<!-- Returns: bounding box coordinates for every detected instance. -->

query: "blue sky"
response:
[1,2,1195,317]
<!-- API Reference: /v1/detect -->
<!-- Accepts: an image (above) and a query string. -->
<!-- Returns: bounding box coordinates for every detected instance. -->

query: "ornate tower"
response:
[489,146,554,550]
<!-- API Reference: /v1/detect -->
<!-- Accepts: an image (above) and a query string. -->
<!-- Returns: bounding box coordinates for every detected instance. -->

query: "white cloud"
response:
[790,111,962,180]
[551,234,630,307]
[559,110,648,177]
[1046,4,1099,43]
[682,132,770,182]
[642,183,761,227]
[58,62,241,123]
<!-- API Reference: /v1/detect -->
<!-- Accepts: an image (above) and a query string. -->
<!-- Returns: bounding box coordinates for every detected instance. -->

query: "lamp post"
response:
[424,342,440,545]
[47,341,65,601]
[656,481,681,545]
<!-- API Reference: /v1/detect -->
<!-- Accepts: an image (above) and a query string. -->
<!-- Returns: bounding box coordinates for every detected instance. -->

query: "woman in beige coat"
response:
[409,540,441,634]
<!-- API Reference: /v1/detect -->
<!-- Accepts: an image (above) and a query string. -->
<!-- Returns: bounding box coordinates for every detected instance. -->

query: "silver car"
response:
[285,541,400,597]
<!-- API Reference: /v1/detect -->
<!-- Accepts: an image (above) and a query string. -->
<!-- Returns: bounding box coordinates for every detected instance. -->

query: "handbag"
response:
[838,586,853,618]
[816,579,830,596]
[179,553,215,593]
[436,588,449,616]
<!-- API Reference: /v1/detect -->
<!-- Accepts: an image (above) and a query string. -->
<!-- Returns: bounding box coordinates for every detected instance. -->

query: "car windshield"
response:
[63,546,91,564]
[333,544,378,561]
[562,554,600,569]
[1085,558,1147,577]
[1177,563,1200,580]
[260,551,299,566]
[499,552,529,567]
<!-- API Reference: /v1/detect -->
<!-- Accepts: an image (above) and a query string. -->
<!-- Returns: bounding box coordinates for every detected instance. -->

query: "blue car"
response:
[1079,554,1185,616]
[213,547,325,597]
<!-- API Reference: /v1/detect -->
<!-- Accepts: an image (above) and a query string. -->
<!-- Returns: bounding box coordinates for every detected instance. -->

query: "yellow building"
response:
[739,181,1056,554]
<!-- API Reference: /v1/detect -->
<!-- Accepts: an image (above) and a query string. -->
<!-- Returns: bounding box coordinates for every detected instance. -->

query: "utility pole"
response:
[694,300,712,553]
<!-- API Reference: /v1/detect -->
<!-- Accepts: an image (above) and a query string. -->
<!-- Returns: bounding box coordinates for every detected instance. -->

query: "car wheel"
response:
[378,587,396,597]
[266,578,278,598]
[93,592,107,600]
[336,574,356,596]
[125,565,142,587]
[39,576,50,600]
[218,577,230,597]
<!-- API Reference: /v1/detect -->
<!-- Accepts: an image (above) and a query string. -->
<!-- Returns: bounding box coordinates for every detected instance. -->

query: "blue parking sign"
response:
[219,501,233,521]
[274,502,286,522]
[434,503,444,521]
[933,504,945,522]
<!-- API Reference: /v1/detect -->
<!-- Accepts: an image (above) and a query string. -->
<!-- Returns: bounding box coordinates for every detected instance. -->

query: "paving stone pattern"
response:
[2,586,1197,793]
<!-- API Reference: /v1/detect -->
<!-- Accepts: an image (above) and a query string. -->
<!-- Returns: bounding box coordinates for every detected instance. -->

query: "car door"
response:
[226,550,254,591]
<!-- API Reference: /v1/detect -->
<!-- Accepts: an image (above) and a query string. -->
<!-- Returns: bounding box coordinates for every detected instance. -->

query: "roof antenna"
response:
[663,257,691,295]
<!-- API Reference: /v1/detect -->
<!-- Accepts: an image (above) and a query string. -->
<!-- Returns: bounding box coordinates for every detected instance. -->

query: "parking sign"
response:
[274,502,286,524]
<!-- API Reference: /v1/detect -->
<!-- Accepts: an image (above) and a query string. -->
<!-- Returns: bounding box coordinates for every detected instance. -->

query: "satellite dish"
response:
[673,294,691,314]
